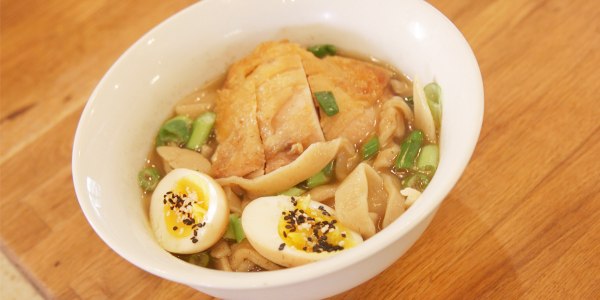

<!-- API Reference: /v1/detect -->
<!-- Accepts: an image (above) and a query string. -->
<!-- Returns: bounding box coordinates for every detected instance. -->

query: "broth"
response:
[138,41,441,271]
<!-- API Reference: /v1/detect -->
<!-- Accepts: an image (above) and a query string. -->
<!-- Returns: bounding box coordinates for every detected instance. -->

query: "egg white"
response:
[150,168,228,254]
[242,195,363,267]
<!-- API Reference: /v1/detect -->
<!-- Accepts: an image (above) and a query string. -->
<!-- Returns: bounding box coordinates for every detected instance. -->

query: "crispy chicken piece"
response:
[251,54,324,173]
[305,55,392,145]
[212,41,324,177]
[211,40,391,177]
[212,79,265,178]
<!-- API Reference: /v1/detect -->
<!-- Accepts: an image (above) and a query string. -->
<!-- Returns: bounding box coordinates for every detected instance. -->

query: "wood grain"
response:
[1,0,599,299]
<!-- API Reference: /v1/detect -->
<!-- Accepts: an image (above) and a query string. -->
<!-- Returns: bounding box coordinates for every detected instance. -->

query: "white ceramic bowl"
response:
[72,0,483,298]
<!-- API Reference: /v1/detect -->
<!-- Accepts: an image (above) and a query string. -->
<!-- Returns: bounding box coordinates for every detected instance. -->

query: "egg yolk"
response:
[277,196,357,253]
[162,177,209,242]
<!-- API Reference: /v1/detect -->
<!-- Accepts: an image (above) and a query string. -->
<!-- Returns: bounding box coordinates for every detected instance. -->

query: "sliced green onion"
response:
[403,173,431,191]
[307,44,337,58]
[424,82,442,129]
[306,171,330,189]
[306,161,335,189]
[155,115,192,147]
[395,130,424,169]
[137,167,161,192]
[322,161,335,177]
[231,216,246,243]
[314,91,339,116]
[280,186,306,197]
[361,135,380,160]
[185,252,210,267]
[417,144,439,172]
[186,111,216,151]
[223,219,236,240]
[224,214,242,241]
[229,214,245,243]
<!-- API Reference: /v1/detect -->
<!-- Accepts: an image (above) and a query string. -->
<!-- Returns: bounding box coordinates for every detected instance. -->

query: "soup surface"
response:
[137,40,442,271]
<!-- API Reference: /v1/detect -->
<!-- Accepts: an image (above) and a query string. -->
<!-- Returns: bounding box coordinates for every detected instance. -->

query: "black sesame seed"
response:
[278,243,285,251]
[172,226,178,231]
[283,231,287,238]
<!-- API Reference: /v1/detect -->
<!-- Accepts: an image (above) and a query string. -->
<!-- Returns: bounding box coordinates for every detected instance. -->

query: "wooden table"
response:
[1,0,599,298]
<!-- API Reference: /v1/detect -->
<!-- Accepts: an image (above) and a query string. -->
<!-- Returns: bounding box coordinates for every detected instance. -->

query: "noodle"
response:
[217,138,343,197]
[230,240,282,271]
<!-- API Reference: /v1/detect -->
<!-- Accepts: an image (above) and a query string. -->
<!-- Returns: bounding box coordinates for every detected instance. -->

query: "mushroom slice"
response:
[401,187,422,209]
[373,143,401,170]
[381,174,405,228]
[156,146,212,175]
[378,96,413,147]
[334,138,361,181]
[413,77,436,143]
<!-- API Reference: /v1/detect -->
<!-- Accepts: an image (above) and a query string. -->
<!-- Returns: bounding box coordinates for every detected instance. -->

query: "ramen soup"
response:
[137,40,442,271]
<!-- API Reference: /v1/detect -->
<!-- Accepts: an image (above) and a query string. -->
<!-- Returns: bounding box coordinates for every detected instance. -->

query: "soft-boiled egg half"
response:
[150,168,228,254]
[242,195,363,267]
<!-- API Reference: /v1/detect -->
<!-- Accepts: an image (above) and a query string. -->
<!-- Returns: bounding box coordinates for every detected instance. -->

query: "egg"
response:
[242,195,363,267]
[150,168,228,254]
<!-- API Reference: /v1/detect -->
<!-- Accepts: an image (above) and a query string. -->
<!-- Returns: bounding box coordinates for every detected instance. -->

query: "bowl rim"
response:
[72,0,484,291]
